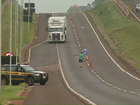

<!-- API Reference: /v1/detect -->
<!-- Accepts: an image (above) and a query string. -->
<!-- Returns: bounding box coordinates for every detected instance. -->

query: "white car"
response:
[136,4,140,12]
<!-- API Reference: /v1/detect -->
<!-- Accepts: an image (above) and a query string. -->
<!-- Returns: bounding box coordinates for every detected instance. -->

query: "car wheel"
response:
[1,77,8,85]
[27,77,34,86]
[40,81,46,85]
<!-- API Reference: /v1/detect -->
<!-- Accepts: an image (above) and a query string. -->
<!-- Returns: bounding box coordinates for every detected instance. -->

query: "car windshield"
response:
[49,28,63,32]
[21,65,36,71]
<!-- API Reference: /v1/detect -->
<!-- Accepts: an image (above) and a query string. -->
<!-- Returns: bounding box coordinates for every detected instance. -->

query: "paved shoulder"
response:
[23,65,84,104]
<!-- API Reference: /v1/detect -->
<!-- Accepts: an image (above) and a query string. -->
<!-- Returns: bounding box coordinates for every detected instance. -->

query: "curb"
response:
[4,83,31,105]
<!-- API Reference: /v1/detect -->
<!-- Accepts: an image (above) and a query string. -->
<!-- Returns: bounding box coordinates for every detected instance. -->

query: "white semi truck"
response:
[47,16,67,43]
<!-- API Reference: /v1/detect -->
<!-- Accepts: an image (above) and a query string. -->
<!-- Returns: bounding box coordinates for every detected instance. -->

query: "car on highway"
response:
[1,63,49,86]
[136,3,140,12]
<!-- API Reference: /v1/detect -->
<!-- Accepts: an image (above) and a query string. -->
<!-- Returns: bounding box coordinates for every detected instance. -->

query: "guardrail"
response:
[111,0,129,17]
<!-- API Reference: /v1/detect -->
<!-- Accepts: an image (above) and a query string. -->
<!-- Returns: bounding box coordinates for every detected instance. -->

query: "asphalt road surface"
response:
[122,0,140,19]
[23,2,140,105]
[22,13,84,105]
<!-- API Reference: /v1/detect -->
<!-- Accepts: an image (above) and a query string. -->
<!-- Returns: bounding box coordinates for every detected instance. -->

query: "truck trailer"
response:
[47,16,67,43]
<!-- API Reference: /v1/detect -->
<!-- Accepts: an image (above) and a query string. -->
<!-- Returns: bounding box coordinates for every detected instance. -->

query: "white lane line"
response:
[82,12,140,81]
[26,39,48,63]
[56,44,96,105]
[121,2,140,22]
[68,13,140,96]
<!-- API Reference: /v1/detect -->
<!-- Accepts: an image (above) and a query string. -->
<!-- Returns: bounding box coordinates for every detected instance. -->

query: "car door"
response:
[16,65,27,82]
[6,66,25,83]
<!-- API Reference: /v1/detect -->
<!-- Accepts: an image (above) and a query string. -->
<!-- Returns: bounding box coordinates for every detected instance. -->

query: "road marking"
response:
[82,12,140,81]
[25,39,48,63]
[67,12,140,97]
[121,2,140,22]
[56,44,96,105]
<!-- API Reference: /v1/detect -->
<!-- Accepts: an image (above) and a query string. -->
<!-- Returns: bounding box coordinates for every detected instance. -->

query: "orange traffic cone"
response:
[22,62,25,64]
[89,62,92,68]
[81,45,83,50]
[73,25,75,28]
[86,55,88,61]
[70,17,71,20]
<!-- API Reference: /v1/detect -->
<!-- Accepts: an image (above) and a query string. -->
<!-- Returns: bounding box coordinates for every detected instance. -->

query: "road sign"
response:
[4,52,14,56]
[23,10,33,15]
[23,16,32,22]
[25,3,35,8]
[128,5,130,11]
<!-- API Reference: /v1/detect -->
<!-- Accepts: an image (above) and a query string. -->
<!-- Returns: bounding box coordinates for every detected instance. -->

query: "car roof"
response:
[2,64,17,66]
[2,64,28,66]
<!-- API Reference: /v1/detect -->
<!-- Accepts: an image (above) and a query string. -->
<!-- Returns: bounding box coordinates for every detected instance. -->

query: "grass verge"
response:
[86,0,140,72]
[67,6,77,12]
[1,2,36,105]
[2,2,36,56]
[0,83,26,105]
[68,0,140,73]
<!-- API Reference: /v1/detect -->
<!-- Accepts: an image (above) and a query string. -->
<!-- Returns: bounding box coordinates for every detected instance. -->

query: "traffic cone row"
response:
[69,17,75,28]
[89,62,92,68]
[73,25,75,28]
[81,45,83,50]
[86,55,88,61]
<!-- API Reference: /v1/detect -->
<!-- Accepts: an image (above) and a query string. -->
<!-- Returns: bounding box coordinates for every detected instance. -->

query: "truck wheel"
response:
[40,81,46,85]
[27,77,34,86]
[1,77,8,85]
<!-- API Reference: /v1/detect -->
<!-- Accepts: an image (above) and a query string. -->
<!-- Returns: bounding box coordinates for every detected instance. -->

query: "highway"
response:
[56,12,140,104]
[23,1,140,105]
[122,0,140,19]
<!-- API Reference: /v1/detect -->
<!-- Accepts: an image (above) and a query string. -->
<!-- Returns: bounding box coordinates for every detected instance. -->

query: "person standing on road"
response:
[83,47,88,61]
[75,51,84,68]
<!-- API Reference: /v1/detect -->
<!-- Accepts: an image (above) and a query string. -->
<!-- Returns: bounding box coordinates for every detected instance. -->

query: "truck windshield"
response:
[21,65,36,71]
[49,28,63,32]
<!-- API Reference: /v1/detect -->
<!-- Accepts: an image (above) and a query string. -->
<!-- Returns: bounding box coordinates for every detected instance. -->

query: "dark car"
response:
[1,63,49,86]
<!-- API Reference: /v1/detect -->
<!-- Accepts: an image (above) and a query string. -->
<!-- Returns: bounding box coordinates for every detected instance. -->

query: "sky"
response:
[18,0,95,13]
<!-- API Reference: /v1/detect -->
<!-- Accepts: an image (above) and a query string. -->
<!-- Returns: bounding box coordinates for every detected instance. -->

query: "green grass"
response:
[86,0,140,72]
[0,83,26,105]
[68,0,140,72]
[67,6,77,12]
[2,2,36,56]
[0,2,36,105]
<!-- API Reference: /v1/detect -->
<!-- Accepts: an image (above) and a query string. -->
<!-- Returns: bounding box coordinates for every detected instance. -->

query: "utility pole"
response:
[28,0,30,33]
[15,0,18,64]
[20,0,23,63]
[0,0,2,93]
[9,0,12,86]
[15,0,17,64]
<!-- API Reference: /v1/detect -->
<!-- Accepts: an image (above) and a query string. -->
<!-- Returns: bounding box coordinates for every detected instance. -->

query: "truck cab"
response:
[47,17,67,43]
